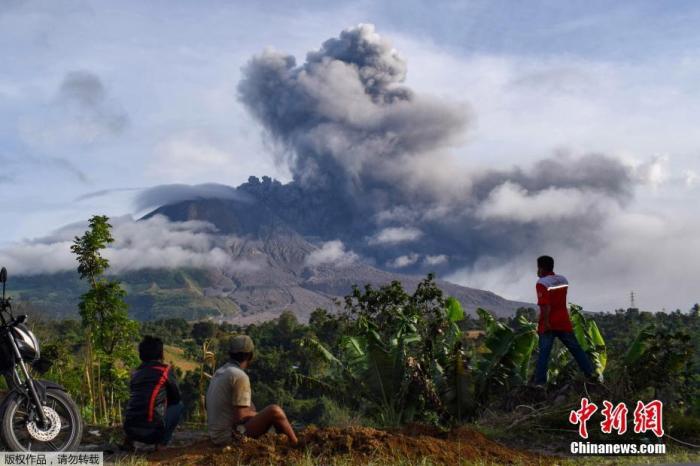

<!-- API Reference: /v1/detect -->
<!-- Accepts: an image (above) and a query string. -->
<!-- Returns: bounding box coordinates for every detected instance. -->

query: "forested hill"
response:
[10,262,531,322]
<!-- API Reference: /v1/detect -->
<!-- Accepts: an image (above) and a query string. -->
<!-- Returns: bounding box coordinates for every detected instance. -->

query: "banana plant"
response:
[438,339,473,420]
[301,311,425,426]
[620,325,693,399]
[432,297,473,420]
[301,280,468,426]
[569,305,607,376]
[546,344,573,383]
[543,305,606,384]
[623,325,656,366]
[474,308,537,402]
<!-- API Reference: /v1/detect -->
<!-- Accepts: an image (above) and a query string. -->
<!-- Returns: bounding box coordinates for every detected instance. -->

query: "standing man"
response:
[533,255,597,386]
[206,335,298,445]
[123,336,184,449]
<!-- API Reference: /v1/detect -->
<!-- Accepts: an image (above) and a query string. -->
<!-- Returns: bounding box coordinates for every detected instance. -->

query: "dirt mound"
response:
[143,425,549,465]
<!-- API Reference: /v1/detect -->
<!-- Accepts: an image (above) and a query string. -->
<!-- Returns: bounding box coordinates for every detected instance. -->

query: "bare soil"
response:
[134,425,550,465]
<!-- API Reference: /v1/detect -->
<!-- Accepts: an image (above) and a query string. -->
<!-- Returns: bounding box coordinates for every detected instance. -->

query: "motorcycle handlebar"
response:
[0,315,25,329]
[9,315,26,327]
[0,299,12,325]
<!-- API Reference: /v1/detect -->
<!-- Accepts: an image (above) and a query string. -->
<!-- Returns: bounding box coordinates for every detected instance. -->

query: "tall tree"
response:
[71,215,138,425]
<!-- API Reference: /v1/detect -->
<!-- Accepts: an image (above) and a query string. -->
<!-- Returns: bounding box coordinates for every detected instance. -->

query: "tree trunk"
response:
[84,336,97,424]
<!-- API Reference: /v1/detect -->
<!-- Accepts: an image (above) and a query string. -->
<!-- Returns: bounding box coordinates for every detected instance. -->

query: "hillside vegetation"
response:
[23,277,700,464]
[12,268,238,321]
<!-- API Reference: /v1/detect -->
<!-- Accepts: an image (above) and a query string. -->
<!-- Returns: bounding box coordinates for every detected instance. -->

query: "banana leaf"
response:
[475,308,537,398]
[570,305,607,375]
[512,328,537,381]
[624,325,655,365]
[440,348,472,419]
[446,297,465,322]
[302,336,343,367]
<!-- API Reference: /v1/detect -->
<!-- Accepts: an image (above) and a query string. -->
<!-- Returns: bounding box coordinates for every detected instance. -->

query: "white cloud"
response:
[424,254,448,266]
[387,253,419,268]
[447,205,700,312]
[0,215,257,275]
[393,34,700,184]
[305,240,358,267]
[684,170,699,188]
[476,182,608,222]
[150,133,233,181]
[134,183,249,211]
[633,155,670,190]
[0,241,76,276]
[368,227,423,245]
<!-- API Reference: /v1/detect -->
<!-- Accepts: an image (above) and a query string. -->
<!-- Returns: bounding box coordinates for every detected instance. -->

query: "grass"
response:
[474,421,700,466]
[163,344,198,372]
[111,456,149,466]
[556,449,700,465]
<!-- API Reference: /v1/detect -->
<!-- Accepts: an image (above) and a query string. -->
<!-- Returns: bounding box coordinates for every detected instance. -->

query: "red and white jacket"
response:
[123,361,180,442]
[536,272,573,334]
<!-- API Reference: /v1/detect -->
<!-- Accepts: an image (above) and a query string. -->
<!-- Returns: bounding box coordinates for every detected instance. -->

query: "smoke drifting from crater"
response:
[236,24,635,272]
[238,24,467,196]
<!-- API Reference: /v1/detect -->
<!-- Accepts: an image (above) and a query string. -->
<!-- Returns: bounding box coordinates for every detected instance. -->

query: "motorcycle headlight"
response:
[26,329,40,360]
[13,324,40,361]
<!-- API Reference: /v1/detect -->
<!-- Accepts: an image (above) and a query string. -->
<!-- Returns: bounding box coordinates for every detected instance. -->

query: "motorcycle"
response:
[0,267,83,451]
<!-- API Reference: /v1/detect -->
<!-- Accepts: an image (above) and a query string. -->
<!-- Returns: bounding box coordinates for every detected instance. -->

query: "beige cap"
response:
[228,335,255,353]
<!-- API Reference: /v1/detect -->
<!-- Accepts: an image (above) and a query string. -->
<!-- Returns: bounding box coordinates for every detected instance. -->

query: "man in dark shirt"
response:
[533,255,596,386]
[123,336,183,448]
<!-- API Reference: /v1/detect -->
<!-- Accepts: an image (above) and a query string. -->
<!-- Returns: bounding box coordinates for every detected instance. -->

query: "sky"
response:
[1,0,699,312]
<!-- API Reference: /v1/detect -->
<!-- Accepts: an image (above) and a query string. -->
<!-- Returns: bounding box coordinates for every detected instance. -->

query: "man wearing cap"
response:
[205,335,298,445]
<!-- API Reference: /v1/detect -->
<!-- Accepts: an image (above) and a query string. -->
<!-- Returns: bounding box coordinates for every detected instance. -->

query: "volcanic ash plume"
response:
[238,24,635,272]
[238,24,468,196]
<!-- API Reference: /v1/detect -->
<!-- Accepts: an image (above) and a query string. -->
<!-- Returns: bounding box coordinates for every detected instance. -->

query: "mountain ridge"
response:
[140,194,532,320]
[8,182,534,322]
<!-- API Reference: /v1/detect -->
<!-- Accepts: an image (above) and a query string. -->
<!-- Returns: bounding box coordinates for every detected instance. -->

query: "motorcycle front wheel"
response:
[1,388,83,451]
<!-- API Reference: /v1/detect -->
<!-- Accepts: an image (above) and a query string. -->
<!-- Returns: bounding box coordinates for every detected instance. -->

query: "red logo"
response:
[569,398,664,439]
[601,400,628,435]
[569,398,598,439]
[633,400,664,438]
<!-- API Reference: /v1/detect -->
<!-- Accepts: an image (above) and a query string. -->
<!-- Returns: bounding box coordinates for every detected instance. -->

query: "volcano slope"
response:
[143,196,532,322]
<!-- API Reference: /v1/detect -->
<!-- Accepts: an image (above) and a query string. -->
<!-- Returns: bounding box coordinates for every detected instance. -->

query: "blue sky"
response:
[1,0,698,311]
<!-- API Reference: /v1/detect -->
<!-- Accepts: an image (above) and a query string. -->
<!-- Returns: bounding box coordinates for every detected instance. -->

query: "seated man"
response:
[206,335,298,445]
[123,336,184,449]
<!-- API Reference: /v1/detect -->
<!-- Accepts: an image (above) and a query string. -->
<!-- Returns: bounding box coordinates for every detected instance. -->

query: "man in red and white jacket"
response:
[533,255,595,386]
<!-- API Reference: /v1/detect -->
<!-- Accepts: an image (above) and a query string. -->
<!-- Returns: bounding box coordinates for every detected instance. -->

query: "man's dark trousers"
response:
[161,402,184,445]
[534,331,594,385]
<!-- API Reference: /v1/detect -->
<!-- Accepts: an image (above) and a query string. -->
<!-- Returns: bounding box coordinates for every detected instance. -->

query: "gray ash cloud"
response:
[58,71,128,135]
[196,24,636,272]
[237,24,467,196]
